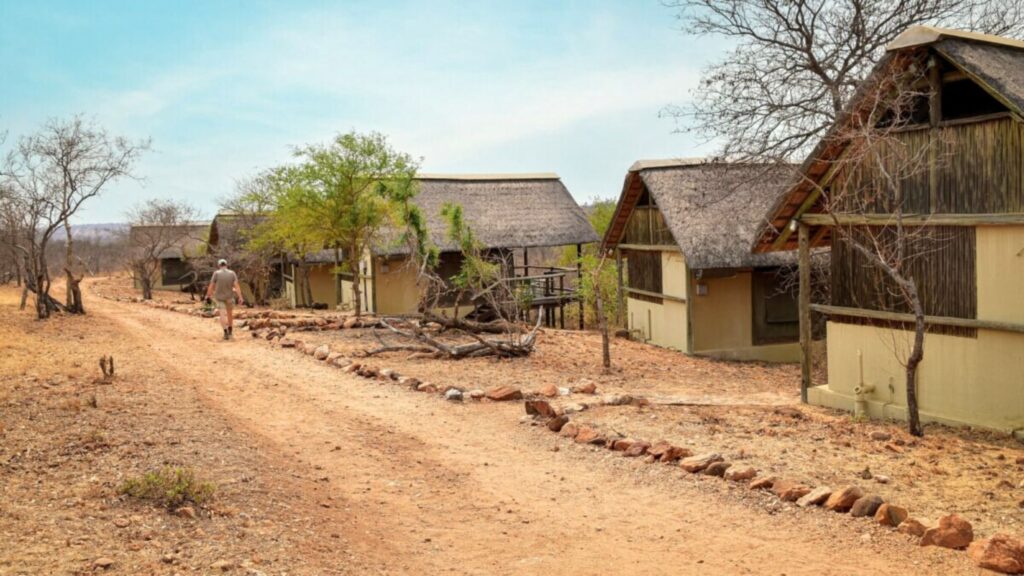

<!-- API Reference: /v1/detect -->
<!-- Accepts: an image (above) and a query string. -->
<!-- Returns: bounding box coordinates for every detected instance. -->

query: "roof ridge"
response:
[416,173,559,181]
[629,158,791,172]
[887,26,1024,52]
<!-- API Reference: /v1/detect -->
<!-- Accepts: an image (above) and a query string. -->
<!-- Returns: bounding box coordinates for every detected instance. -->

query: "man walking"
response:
[205,259,244,340]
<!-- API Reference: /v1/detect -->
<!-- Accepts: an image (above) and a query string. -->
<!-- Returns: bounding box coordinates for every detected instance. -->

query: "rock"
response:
[574,426,605,446]
[444,389,463,402]
[772,479,812,502]
[875,503,909,527]
[93,558,115,569]
[601,394,632,406]
[850,494,885,518]
[657,445,691,463]
[416,383,438,393]
[524,400,556,418]
[624,442,651,457]
[796,486,833,508]
[920,514,973,549]
[724,466,757,482]
[824,486,864,512]
[343,317,359,329]
[538,384,559,398]
[313,345,330,360]
[703,461,731,477]
[773,406,804,419]
[562,403,588,414]
[174,506,196,519]
[334,356,352,368]
[874,474,891,484]
[485,386,523,402]
[558,387,571,396]
[869,430,892,441]
[211,559,234,571]
[379,368,397,380]
[572,381,597,394]
[749,477,776,490]
[468,389,485,400]
[279,338,297,348]
[611,438,634,451]
[968,534,1024,574]
[303,342,318,355]
[559,422,579,438]
[113,517,131,528]
[898,517,930,537]
[680,452,723,473]
[326,352,344,364]
[547,415,569,433]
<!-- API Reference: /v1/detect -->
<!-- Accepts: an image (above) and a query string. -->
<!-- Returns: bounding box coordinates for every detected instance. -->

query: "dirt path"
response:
[44,288,977,574]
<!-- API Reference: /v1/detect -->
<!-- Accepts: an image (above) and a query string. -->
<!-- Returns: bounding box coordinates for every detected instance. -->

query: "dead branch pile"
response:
[363,308,542,360]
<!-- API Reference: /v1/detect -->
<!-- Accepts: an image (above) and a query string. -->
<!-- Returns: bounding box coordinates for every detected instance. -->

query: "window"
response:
[624,250,662,304]
[751,269,799,345]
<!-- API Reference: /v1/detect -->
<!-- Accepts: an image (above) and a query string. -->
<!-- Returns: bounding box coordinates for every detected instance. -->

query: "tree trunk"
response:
[350,245,363,317]
[301,262,313,307]
[63,219,85,313]
[19,284,28,310]
[905,293,925,437]
[333,246,343,309]
[141,276,153,300]
[596,284,611,371]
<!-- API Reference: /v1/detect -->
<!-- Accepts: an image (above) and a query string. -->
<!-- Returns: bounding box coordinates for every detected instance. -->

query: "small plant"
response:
[119,466,216,510]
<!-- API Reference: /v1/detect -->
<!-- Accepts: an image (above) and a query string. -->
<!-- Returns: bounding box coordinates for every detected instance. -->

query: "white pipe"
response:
[853,349,875,419]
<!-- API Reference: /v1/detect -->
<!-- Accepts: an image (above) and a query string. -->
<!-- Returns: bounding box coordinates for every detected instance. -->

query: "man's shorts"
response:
[214,299,234,311]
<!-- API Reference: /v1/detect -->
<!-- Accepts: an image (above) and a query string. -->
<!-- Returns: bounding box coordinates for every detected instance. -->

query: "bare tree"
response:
[126,199,201,300]
[797,52,957,436]
[663,2,1021,435]
[665,0,1024,161]
[1,116,149,316]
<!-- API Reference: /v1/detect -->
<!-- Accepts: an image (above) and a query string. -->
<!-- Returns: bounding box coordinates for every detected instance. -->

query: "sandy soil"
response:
[0,278,985,574]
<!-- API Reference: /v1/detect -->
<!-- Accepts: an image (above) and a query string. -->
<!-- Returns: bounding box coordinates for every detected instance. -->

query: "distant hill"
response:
[52,223,128,244]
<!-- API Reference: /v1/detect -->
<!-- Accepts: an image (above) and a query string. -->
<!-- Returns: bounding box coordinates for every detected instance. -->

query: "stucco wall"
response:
[690,272,752,352]
[814,225,1024,431]
[627,249,688,351]
[977,227,1024,324]
[373,256,421,316]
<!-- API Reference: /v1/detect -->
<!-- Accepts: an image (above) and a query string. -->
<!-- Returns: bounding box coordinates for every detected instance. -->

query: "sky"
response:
[0,0,728,224]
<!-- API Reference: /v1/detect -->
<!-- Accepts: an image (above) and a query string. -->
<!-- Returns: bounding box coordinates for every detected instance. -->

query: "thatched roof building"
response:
[755,26,1024,252]
[384,173,598,255]
[601,158,800,363]
[604,159,795,269]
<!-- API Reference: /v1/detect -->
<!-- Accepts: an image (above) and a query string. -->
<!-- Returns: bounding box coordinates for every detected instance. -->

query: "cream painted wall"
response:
[690,272,753,352]
[373,256,421,316]
[626,249,689,351]
[977,226,1024,324]
[819,321,1024,430]
[815,224,1024,430]
[628,297,688,351]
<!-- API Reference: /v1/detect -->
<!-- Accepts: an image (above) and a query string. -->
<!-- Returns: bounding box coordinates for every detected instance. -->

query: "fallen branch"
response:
[364,308,543,359]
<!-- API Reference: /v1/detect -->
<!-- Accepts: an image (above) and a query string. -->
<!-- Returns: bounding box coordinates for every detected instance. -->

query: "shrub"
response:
[119,466,216,509]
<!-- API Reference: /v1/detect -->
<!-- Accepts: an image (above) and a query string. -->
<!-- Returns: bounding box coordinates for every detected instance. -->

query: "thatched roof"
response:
[376,174,597,255]
[128,223,209,259]
[754,26,1024,253]
[604,159,796,270]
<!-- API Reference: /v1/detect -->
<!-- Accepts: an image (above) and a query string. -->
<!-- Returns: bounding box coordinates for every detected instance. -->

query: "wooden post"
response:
[798,222,812,403]
[615,249,624,327]
[576,244,584,330]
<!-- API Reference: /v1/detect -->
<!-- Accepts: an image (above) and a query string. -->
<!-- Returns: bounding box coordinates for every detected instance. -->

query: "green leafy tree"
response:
[274,131,418,314]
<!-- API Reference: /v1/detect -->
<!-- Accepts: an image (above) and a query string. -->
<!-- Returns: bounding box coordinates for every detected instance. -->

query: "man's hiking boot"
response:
[223,329,229,340]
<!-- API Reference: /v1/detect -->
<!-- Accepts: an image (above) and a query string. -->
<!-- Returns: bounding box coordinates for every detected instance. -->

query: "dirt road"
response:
[2,287,976,575]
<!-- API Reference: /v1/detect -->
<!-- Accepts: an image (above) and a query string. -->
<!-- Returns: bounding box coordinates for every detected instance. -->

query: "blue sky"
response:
[0,1,727,223]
